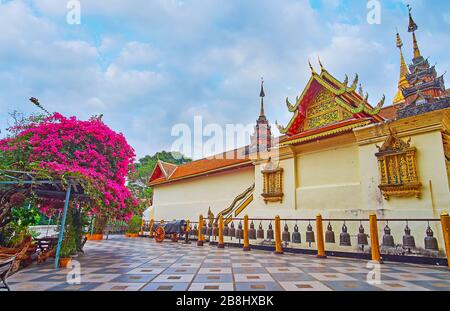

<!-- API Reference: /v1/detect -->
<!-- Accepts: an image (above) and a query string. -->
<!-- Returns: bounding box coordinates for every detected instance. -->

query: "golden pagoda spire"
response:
[407,4,421,59]
[393,31,410,105]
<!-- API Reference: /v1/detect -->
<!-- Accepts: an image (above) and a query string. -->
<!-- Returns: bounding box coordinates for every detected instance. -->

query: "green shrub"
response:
[126,215,142,234]
[60,208,81,258]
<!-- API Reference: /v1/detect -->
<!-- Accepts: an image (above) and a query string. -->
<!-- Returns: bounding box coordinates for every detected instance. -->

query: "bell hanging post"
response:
[267,222,274,240]
[305,221,315,247]
[257,221,265,239]
[292,222,301,244]
[382,222,395,247]
[184,220,191,244]
[282,223,291,244]
[424,223,439,251]
[340,222,351,246]
[218,215,225,249]
[325,222,335,244]
[403,221,416,252]
[357,223,369,251]
[197,215,204,246]
[249,220,257,240]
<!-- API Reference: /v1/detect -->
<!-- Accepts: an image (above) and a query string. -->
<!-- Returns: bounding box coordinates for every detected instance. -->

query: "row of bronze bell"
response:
[382,223,439,251]
[190,220,439,251]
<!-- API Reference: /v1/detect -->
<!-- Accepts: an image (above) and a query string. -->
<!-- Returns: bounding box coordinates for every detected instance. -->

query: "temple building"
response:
[148,8,450,249]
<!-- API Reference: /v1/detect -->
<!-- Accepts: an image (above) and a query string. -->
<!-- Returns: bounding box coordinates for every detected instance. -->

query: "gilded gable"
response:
[305,89,353,130]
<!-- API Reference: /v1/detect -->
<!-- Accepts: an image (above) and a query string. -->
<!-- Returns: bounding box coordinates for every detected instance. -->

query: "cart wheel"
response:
[154,226,165,243]
[171,233,179,242]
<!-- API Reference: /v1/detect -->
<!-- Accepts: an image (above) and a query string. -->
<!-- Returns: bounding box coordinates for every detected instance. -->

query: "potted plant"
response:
[85,217,107,240]
[59,209,78,268]
[126,215,141,238]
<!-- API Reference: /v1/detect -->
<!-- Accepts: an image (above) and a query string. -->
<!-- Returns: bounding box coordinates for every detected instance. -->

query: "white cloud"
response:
[1,0,449,159]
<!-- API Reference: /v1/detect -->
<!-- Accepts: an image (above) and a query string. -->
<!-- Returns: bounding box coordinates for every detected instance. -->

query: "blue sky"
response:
[1,0,450,159]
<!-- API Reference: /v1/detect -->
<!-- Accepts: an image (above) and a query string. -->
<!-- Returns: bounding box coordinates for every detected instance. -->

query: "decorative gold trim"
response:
[261,158,284,204]
[280,120,371,146]
[375,132,422,200]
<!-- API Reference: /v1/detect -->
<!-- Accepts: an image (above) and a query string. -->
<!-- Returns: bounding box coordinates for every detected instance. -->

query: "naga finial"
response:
[308,59,316,74]
[286,97,296,112]
[318,56,324,72]
[343,74,349,86]
[350,74,359,91]
[275,121,287,134]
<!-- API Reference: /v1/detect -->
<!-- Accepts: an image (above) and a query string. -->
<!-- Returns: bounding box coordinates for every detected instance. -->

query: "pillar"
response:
[316,214,326,258]
[274,215,283,254]
[218,214,224,248]
[197,215,204,246]
[441,212,450,269]
[369,213,381,263]
[243,215,250,251]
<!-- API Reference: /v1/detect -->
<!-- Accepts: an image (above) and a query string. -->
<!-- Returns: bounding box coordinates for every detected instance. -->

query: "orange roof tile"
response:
[159,161,177,177]
[379,105,401,120]
[148,150,252,186]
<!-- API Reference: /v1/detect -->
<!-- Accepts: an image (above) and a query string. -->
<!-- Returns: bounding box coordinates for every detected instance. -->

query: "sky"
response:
[1,0,450,160]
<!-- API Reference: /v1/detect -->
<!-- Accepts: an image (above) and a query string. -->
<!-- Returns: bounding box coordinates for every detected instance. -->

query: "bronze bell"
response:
[292,223,301,243]
[267,222,274,240]
[229,222,235,238]
[424,225,439,251]
[305,223,315,246]
[325,222,335,244]
[357,224,368,246]
[223,223,229,236]
[206,224,213,236]
[248,221,257,240]
[382,224,395,247]
[282,223,291,242]
[235,221,243,239]
[340,223,351,246]
[201,221,207,235]
[257,222,264,239]
[192,224,198,237]
[403,224,416,249]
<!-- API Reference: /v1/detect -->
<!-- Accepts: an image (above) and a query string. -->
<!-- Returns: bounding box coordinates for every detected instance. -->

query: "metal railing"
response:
[140,213,450,268]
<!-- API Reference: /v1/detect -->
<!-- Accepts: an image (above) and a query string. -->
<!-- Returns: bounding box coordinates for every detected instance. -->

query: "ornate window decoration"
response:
[375,132,421,200]
[261,158,283,204]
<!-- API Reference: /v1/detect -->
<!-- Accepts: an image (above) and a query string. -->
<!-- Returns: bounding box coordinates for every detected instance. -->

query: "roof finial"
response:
[396,29,403,49]
[260,77,265,98]
[407,4,421,59]
[393,30,410,105]
[318,56,324,72]
[308,59,316,74]
[259,77,266,117]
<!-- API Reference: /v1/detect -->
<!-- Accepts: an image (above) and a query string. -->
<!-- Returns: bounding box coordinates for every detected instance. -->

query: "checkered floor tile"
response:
[4,236,450,291]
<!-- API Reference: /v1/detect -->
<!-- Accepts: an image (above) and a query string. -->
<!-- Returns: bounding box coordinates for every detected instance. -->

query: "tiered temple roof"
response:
[396,6,450,118]
[276,60,385,139]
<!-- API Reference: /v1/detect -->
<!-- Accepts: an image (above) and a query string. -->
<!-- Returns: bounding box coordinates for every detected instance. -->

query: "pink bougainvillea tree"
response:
[0,113,138,221]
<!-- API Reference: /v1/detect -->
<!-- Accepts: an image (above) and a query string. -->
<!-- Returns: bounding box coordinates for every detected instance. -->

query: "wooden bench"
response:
[0,256,15,291]
[0,236,35,272]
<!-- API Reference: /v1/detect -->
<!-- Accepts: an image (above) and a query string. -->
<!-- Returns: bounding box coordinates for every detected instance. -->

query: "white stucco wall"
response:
[152,166,255,221]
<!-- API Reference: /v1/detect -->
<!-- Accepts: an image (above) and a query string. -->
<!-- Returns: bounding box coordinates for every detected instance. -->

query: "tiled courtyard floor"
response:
[7,236,450,291]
